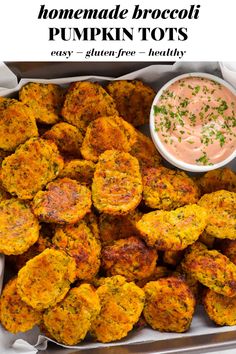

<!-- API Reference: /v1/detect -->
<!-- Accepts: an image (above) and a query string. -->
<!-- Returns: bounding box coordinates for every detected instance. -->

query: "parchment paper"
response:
[0,62,235,353]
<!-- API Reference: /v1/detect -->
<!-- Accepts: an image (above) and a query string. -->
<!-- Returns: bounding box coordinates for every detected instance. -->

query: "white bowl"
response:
[150,72,236,172]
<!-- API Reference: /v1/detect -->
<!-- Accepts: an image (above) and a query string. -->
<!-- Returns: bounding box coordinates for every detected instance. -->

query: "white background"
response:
[0,0,235,61]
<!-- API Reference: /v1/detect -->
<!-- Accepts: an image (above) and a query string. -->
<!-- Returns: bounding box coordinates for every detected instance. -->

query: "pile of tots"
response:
[0,80,235,345]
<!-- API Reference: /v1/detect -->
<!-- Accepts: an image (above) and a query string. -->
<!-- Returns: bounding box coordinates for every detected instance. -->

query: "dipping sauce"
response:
[153,77,236,165]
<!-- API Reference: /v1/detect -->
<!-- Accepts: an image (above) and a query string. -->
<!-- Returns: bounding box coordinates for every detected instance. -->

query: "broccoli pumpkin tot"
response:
[143,277,195,332]
[61,81,118,134]
[1,138,64,200]
[59,159,96,187]
[19,82,65,124]
[52,219,101,280]
[81,116,137,162]
[142,166,199,210]
[17,248,76,310]
[0,100,38,152]
[92,150,142,215]
[102,236,158,281]
[182,242,236,297]
[198,168,236,194]
[203,288,236,326]
[198,190,236,240]
[43,122,83,157]
[106,80,156,126]
[32,178,91,224]
[43,284,100,345]
[136,204,207,251]
[0,198,40,255]
[0,278,41,334]
[90,275,145,343]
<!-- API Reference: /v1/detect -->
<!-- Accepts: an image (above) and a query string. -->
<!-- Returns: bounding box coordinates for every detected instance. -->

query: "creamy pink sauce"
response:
[154,77,236,165]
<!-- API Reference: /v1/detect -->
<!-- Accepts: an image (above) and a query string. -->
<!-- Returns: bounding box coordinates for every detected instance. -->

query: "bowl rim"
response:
[149,72,236,172]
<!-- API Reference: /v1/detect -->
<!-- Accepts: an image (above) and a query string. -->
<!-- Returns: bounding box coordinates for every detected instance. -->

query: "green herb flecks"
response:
[216,131,226,147]
[153,105,168,115]
[196,152,213,165]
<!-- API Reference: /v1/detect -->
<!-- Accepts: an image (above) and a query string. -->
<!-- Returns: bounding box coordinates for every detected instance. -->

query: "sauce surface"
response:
[154,77,236,165]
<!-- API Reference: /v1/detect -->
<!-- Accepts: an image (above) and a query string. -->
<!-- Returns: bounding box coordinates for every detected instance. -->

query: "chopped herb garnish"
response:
[196,152,212,165]
[180,99,189,108]
[216,131,226,147]
[153,105,168,115]
[217,100,228,114]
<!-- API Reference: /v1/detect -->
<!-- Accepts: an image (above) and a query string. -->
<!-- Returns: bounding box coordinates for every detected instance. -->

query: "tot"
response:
[43,122,83,157]
[198,190,236,240]
[19,82,65,124]
[1,138,64,199]
[90,275,145,343]
[0,100,38,151]
[106,80,156,126]
[182,242,236,297]
[32,178,91,224]
[61,81,118,134]
[203,288,236,326]
[198,168,236,194]
[136,204,207,250]
[92,150,142,215]
[0,278,41,334]
[43,284,100,345]
[81,116,137,162]
[52,219,101,280]
[143,166,199,210]
[17,248,76,310]
[0,198,39,255]
[143,277,195,332]
[102,236,158,281]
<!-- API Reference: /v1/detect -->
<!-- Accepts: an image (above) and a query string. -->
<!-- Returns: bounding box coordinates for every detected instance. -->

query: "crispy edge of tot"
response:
[0,100,38,152]
[198,190,236,240]
[52,219,101,280]
[203,288,236,326]
[0,278,41,334]
[0,198,40,256]
[32,178,92,224]
[106,80,156,126]
[92,150,143,215]
[81,116,137,162]
[19,82,65,125]
[143,276,196,332]
[198,168,236,194]
[101,236,158,281]
[61,81,118,133]
[17,248,76,310]
[90,275,145,343]
[142,166,200,210]
[43,284,100,345]
[182,242,236,297]
[1,137,64,200]
[136,204,207,250]
[43,122,83,157]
